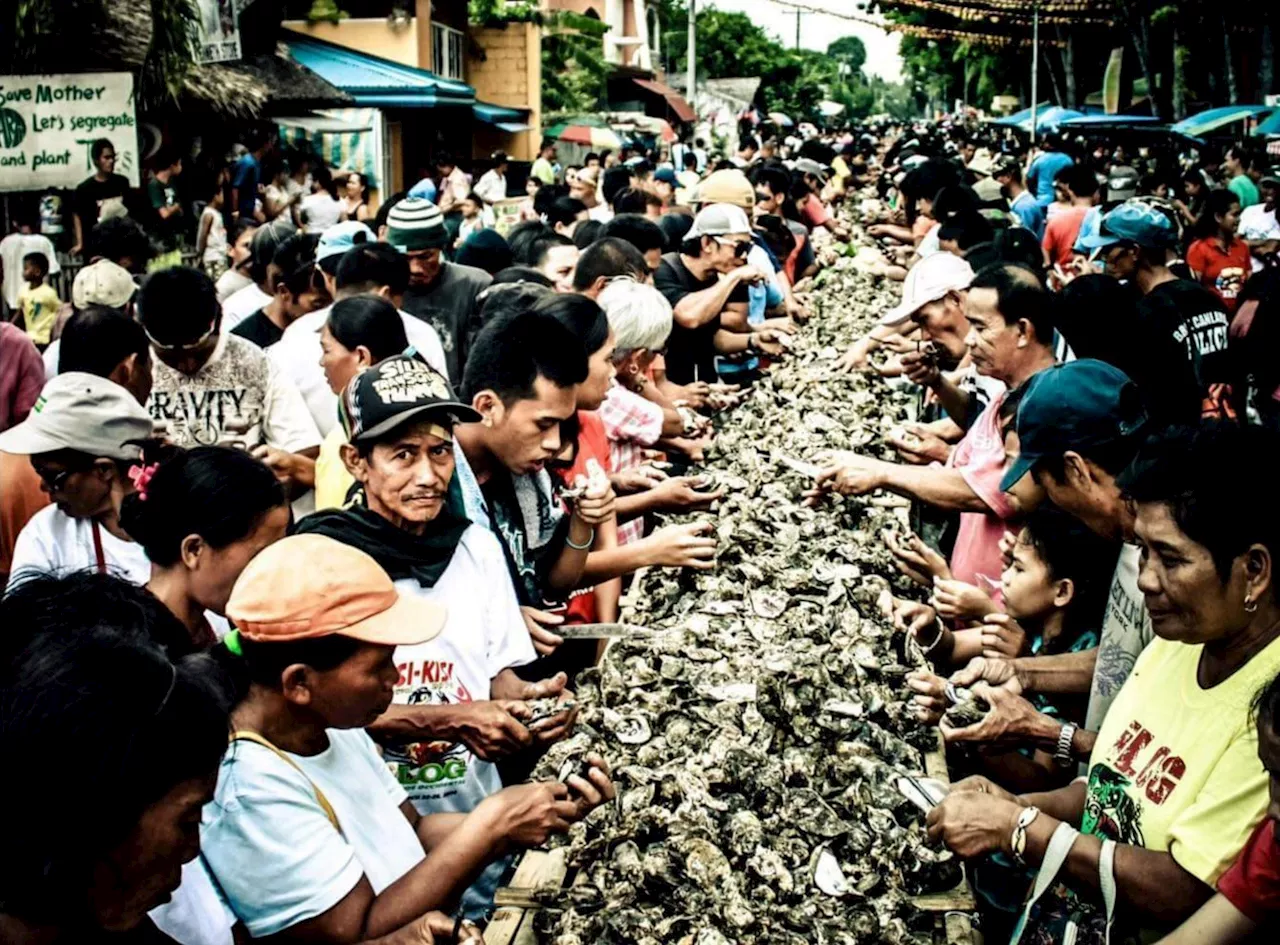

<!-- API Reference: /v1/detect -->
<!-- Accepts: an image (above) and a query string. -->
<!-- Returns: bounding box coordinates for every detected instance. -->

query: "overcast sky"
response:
[701,0,904,82]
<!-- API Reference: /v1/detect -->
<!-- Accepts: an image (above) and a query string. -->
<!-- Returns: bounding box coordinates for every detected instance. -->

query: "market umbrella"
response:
[767,111,795,127]
[1172,105,1276,139]
[544,117,623,150]
[605,113,678,143]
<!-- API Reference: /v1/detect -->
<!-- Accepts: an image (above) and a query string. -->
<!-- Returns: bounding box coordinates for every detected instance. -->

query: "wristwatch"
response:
[1054,722,1078,768]
[1011,805,1041,865]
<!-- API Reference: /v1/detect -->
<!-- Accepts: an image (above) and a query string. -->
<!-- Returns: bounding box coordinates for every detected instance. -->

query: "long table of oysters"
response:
[490,240,976,945]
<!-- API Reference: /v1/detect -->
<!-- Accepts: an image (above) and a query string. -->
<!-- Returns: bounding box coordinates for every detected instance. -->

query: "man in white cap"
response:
[652,203,785,384]
[1,373,156,588]
[42,258,139,379]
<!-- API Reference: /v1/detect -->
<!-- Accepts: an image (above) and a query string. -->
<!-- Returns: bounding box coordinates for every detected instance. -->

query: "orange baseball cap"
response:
[227,534,446,646]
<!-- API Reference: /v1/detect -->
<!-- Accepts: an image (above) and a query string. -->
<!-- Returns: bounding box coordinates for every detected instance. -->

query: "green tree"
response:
[540,10,612,115]
[827,35,867,77]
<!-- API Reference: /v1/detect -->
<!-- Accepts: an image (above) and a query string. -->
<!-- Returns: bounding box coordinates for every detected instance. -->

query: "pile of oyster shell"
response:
[529,205,959,945]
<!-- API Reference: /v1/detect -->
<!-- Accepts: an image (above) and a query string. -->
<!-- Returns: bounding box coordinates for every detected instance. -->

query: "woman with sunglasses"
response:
[2,372,160,590]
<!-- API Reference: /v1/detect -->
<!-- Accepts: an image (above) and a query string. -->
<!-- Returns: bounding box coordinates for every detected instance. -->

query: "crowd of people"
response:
[1,111,1279,945]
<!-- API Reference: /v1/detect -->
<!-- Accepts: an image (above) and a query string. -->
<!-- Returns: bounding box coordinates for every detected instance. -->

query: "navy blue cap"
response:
[653,166,678,185]
[1077,201,1176,251]
[1001,360,1148,492]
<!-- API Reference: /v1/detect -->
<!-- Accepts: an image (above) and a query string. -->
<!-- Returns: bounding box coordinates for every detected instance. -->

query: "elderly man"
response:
[808,263,1056,593]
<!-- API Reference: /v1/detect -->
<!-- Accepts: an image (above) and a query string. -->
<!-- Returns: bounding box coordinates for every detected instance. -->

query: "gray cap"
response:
[0,372,152,460]
[686,203,753,239]
[794,158,831,181]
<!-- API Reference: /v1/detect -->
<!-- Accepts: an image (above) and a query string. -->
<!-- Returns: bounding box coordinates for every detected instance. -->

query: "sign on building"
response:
[0,72,139,192]
[197,0,242,64]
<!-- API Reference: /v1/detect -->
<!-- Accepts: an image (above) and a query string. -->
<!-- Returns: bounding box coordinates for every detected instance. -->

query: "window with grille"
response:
[431,22,465,79]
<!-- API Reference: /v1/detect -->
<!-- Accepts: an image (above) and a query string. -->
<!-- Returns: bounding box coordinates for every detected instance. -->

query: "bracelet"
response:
[1054,722,1077,768]
[919,620,947,655]
[566,528,595,550]
[1011,805,1041,866]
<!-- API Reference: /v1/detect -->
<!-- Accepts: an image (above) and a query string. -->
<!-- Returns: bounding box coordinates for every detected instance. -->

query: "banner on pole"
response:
[0,72,139,192]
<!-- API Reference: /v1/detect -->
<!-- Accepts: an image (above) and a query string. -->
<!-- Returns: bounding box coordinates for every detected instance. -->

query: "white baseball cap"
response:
[0,373,152,460]
[686,203,753,240]
[72,260,136,310]
[879,253,974,327]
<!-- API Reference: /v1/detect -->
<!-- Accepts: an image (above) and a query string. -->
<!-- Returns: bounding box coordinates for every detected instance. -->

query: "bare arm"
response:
[1154,893,1256,945]
[1014,647,1098,695]
[877,463,992,513]
[670,272,745,329]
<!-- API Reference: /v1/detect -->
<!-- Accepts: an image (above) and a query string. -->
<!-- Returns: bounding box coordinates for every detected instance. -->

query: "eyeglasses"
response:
[37,466,80,492]
[714,236,752,257]
[145,322,217,353]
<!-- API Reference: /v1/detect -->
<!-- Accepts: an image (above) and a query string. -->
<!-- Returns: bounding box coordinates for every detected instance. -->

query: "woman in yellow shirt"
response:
[315,296,410,509]
[926,423,1280,943]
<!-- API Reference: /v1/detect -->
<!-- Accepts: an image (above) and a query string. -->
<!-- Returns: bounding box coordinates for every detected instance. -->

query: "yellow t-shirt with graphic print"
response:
[1084,632,1280,886]
[19,283,60,346]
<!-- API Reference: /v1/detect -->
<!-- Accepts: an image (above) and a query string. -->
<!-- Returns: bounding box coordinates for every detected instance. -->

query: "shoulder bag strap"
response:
[1099,839,1119,945]
[1009,821,1081,945]
[91,520,107,574]
[229,731,342,835]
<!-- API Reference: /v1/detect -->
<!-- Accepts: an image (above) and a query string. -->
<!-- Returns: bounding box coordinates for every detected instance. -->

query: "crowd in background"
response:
[2,110,1280,945]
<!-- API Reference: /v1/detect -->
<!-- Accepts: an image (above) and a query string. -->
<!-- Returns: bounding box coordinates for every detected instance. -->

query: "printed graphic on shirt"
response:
[1083,763,1146,846]
[1170,308,1230,360]
[1093,575,1147,702]
[1212,268,1247,304]
[384,658,475,798]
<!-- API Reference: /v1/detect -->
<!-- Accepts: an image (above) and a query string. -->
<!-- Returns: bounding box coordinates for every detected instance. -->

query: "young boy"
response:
[455,193,486,249]
[906,508,1118,790]
[16,253,60,349]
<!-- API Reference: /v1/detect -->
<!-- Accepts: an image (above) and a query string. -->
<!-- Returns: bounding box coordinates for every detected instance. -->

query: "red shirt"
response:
[1041,205,1089,268]
[801,193,831,228]
[1187,236,1252,314]
[1217,817,1280,922]
[553,411,613,624]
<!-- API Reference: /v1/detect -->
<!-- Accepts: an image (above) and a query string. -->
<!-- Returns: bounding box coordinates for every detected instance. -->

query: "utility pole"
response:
[1029,0,1040,145]
[687,0,696,111]
[795,10,801,50]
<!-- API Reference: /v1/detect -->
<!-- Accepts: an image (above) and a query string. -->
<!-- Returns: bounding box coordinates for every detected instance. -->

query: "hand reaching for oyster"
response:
[887,422,951,465]
[643,521,717,570]
[400,910,483,945]
[930,577,998,622]
[979,613,1030,660]
[801,451,886,505]
[950,655,1024,694]
[647,476,726,511]
[451,700,536,760]
[926,789,1025,859]
[882,529,952,586]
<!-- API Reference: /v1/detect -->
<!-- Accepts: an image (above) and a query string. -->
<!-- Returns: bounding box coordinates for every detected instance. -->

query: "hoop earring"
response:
[1245,597,1259,613]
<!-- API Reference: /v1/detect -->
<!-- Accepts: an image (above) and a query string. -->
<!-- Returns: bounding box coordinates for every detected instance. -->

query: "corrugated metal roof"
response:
[284,32,474,108]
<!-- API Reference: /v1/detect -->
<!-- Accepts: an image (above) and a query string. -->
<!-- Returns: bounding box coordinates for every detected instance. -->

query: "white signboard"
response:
[198,0,242,64]
[0,72,139,192]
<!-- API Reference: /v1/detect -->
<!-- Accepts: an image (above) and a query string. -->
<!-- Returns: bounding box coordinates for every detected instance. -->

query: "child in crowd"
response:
[196,185,229,282]
[16,252,60,349]
[455,193,486,249]
[905,508,1118,790]
[519,176,542,222]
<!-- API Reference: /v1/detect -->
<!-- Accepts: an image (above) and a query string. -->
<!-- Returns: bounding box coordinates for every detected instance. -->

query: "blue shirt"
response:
[1026,152,1073,207]
[232,153,260,218]
[1010,191,1046,240]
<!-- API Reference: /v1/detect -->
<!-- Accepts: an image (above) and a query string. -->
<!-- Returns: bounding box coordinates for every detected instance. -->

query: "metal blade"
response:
[555,623,660,640]
[773,452,823,478]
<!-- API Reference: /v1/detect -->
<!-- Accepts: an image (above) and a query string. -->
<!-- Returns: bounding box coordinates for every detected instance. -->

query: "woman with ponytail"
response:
[120,445,290,650]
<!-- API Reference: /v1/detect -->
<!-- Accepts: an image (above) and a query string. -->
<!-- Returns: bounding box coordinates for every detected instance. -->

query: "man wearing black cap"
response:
[939,359,1152,771]
[297,353,581,915]
[1081,202,1238,422]
[393,198,493,382]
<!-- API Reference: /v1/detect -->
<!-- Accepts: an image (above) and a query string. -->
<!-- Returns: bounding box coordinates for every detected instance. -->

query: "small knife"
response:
[555,623,659,640]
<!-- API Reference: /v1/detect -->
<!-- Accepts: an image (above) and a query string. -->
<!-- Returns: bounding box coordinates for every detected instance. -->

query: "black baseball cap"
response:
[338,354,480,443]
[1001,359,1148,492]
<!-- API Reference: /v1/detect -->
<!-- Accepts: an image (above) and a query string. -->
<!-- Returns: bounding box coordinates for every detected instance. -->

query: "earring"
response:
[482,416,493,428]
[1245,597,1259,613]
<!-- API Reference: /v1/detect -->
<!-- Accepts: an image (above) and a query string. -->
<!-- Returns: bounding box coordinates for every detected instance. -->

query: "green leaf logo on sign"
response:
[0,108,27,149]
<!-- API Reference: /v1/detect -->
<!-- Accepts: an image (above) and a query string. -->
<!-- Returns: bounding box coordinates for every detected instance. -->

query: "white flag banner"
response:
[197,0,242,64]
[0,72,139,192]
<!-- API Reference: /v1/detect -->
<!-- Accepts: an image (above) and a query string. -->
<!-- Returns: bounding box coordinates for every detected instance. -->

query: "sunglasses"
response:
[714,236,752,257]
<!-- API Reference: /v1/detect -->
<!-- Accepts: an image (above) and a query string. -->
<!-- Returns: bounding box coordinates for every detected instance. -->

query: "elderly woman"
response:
[927,423,1280,942]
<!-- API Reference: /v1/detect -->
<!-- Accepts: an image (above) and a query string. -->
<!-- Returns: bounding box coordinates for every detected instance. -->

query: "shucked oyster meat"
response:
[527,197,960,944]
